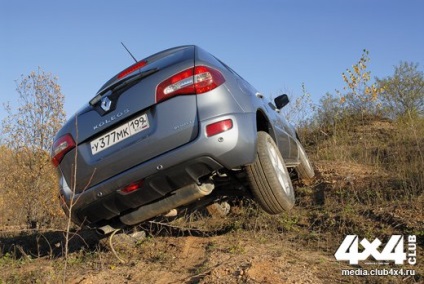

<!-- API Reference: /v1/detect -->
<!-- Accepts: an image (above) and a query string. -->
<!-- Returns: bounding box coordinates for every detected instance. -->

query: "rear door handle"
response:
[256,92,264,98]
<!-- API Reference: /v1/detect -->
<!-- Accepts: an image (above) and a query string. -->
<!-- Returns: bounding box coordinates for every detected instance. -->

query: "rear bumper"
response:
[60,112,257,226]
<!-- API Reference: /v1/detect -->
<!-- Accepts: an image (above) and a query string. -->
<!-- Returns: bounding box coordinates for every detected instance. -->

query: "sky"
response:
[1,0,423,123]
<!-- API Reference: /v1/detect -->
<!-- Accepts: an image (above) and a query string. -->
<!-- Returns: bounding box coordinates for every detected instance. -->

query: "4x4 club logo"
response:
[335,235,417,265]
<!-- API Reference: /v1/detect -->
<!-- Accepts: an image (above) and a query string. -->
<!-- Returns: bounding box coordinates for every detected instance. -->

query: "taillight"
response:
[206,119,233,137]
[193,66,225,94]
[51,134,76,167]
[156,66,225,103]
[156,69,195,102]
[119,180,144,194]
[117,60,147,79]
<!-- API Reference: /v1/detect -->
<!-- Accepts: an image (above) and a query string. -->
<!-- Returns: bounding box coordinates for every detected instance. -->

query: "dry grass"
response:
[1,113,423,283]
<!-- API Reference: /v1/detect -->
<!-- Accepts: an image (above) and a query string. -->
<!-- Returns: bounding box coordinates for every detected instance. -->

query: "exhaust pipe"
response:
[120,183,214,226]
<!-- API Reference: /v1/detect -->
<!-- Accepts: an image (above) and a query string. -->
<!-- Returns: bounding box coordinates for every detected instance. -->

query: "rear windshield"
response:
[97,46,194,94]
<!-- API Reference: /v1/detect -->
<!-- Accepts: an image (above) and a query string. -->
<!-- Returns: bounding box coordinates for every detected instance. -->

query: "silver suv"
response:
[51,45,314,233]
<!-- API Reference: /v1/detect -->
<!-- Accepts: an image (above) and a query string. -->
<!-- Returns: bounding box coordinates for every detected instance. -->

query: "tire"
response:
[296,143,315,180]
[246,131,295,214]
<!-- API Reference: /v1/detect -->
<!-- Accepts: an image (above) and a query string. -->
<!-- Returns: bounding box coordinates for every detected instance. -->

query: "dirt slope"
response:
[1,158,422,284]
[1,118,423,283]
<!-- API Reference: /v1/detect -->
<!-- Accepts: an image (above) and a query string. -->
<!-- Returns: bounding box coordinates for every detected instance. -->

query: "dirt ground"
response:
[73,226,351,283]
[0,160,423,283]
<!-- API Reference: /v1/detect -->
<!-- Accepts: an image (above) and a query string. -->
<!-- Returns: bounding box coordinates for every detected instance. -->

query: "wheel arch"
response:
[255,109,277,142]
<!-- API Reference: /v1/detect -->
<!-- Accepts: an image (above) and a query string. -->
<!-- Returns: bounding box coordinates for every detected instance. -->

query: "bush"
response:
[1,68,66,228]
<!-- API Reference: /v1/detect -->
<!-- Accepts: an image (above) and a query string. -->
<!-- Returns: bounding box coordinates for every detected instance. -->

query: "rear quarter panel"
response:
[194,46,299,165]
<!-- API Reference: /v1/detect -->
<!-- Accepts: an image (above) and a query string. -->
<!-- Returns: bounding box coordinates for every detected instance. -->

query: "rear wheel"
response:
[246,131,295,214]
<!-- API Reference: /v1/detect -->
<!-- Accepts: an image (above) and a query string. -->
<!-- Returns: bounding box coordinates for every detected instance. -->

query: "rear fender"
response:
[255,109,294,161]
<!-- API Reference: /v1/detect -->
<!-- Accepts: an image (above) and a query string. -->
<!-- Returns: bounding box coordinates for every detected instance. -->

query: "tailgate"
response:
[59,46,199,193]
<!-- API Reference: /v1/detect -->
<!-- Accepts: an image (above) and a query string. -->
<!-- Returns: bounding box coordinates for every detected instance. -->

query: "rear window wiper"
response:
[89,68,159,106]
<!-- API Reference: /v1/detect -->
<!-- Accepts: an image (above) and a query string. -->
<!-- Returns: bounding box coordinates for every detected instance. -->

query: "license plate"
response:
[90,114,149,155]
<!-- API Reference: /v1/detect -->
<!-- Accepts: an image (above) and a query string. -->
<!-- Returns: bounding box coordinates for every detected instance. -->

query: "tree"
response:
[336,49,381,118]
[280,83,316,127]
[376,61,424,118]
[316,92,344,127]
[1,67,66,227]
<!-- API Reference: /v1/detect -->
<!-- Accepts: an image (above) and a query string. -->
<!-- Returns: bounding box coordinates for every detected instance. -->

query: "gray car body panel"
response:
[53,45,302,226]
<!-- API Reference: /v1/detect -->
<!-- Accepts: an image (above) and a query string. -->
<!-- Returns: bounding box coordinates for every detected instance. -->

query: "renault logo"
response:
[101,96,112,112]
